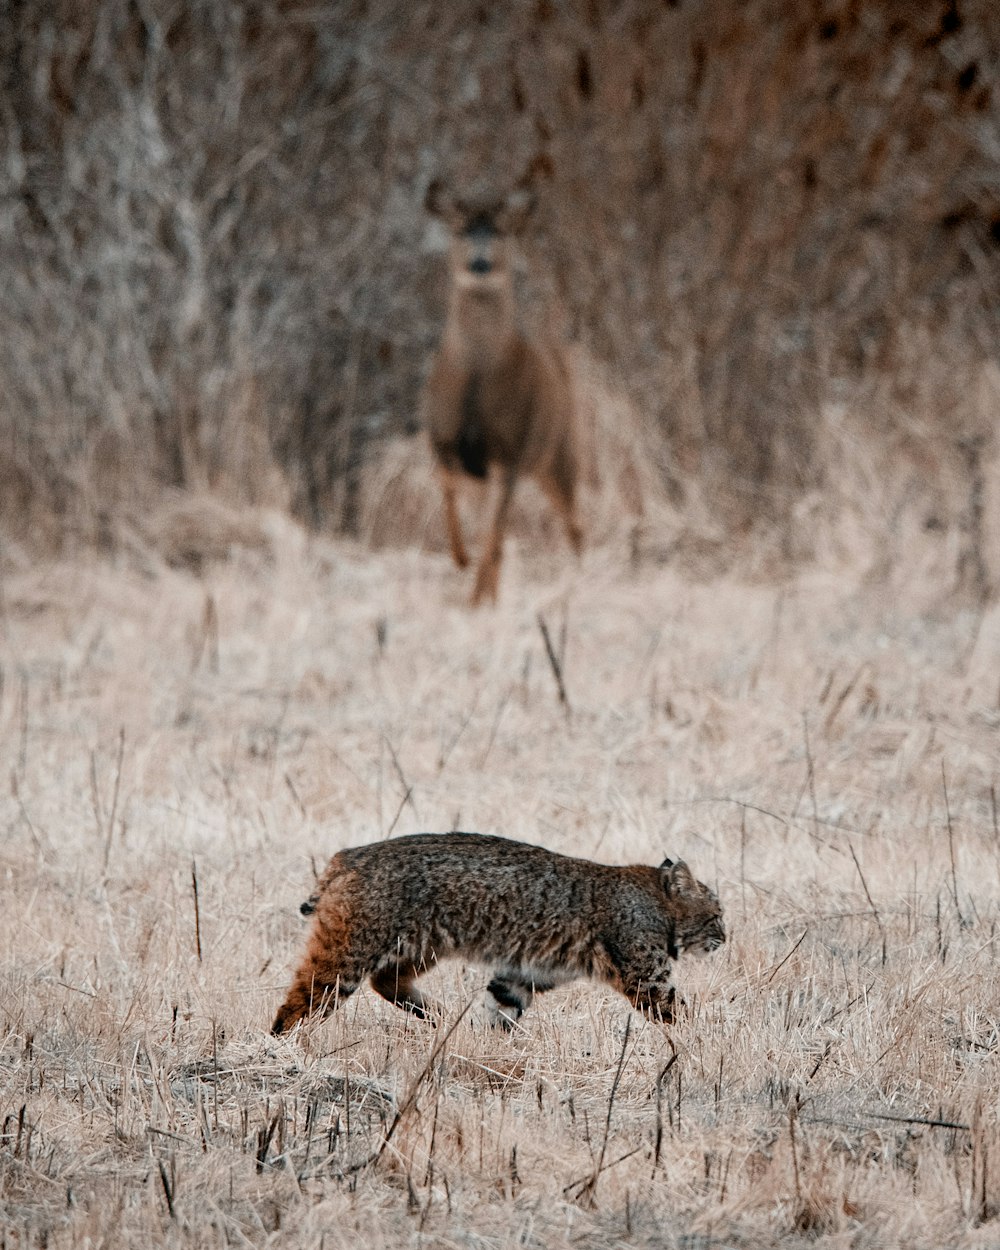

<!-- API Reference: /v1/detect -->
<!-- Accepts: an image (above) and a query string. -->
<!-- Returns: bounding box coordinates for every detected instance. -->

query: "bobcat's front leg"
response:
[620,968,684,1024]
[635,984,682,1024]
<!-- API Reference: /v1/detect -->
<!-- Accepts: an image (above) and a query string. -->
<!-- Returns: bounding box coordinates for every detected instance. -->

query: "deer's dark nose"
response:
[469,256,492,275]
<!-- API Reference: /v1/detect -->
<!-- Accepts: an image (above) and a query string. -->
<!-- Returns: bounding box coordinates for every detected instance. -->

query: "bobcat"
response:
[272,832,725,1033]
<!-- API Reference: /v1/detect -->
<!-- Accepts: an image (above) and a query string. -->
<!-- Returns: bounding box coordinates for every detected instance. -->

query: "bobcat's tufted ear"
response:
[660,858,697,897]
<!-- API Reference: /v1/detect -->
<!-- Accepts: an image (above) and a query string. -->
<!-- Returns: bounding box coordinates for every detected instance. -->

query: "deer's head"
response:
[425,182,538,295]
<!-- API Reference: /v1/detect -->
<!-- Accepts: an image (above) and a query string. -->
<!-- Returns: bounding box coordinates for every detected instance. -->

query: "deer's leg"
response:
[439,466,470,569]
[539,471,584,556]
[472,465,518,606]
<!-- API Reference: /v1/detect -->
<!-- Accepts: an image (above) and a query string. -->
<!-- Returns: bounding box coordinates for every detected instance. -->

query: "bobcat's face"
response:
[678,900,726,958]
[661,858,726,959]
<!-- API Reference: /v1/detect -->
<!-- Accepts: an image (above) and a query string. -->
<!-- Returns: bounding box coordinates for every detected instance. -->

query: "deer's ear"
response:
[425,179,461,227]
[516,151,554,188]
[424,178,447,216]
[497,150,553,234]
[497,188,536,235]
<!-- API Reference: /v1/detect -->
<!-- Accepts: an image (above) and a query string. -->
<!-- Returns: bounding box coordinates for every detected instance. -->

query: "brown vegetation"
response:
[1,1,998,586]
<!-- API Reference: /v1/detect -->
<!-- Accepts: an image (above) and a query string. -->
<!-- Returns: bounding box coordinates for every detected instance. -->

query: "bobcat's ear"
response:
[659,856,674,869]
[661,859,697,896]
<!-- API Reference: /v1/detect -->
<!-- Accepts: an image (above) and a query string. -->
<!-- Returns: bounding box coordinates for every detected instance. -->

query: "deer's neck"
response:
[445,283,519,372]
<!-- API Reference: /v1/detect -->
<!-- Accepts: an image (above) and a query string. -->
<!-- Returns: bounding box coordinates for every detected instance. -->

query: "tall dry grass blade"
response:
[570,1015,633,1206]
[848,841,887,967]
[537,613,570,713]
[347,1000,473,1178]
[102,726,125,873]
[191,861,203,963]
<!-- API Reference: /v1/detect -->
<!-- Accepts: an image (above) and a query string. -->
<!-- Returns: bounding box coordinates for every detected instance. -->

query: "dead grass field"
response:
[2,515,999,1249]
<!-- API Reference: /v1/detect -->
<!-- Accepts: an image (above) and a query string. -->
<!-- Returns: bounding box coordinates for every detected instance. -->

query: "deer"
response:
[422,181,583,606]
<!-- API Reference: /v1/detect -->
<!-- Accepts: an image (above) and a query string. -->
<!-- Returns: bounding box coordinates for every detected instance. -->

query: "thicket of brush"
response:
[2,0,999,585]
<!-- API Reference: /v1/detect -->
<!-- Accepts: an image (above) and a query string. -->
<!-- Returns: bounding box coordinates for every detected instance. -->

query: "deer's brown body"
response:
[423,195,582,604]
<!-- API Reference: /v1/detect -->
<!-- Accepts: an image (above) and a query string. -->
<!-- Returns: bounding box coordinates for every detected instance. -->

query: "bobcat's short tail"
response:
[300,895,318,916]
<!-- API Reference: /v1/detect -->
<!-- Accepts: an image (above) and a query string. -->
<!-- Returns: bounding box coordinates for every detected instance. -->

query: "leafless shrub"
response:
[1,0,998,587]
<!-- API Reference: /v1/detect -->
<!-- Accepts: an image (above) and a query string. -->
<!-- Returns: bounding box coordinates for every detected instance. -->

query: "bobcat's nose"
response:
[469,256,492,275]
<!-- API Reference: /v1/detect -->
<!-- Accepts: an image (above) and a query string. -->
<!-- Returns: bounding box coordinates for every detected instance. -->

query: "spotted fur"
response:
[272,832,724,1034]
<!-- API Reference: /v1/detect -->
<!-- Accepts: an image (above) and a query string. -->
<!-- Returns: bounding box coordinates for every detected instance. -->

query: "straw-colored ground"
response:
[2,513,999,1248]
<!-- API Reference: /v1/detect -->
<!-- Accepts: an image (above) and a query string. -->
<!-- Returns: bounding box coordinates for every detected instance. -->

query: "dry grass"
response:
[2,518,999,1248]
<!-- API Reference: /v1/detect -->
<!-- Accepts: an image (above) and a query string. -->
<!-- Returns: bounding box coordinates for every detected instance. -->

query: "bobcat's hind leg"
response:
[272,959,358,1034]
[272,906,363,1035]
[370,962,439,1021]
[485,970,556,1030]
